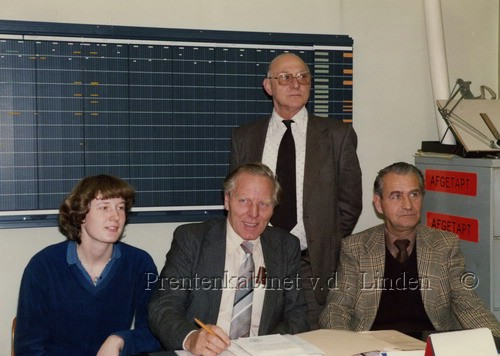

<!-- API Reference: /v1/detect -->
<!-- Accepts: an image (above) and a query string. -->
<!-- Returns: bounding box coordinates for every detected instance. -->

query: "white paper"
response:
[176,334,325,356]
[428,328,497,356]
[381,351,425,356]
[232,334,320,356]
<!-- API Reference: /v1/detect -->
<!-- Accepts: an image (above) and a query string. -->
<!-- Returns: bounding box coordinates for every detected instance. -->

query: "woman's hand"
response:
[97,334,125,356]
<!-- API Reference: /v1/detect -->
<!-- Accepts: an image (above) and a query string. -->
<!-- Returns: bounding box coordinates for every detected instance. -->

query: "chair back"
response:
[11,316,16,356]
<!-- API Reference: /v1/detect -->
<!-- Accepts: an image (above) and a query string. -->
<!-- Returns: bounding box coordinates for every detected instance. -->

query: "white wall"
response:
[0,0,498,354]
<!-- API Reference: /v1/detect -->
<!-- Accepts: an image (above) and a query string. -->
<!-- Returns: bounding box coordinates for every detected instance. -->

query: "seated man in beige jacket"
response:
[320,162,500,338]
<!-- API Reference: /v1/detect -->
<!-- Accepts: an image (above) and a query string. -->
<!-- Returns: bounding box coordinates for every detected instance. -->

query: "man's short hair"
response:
[373,162,425,197]
[223,162,281,206]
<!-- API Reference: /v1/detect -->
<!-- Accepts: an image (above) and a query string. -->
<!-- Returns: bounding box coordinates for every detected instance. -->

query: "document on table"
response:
[175,333,325,355]
[232,334,324,355]
[297,329,426,356]
[349,331,426,356]
[352,349,425,356]
[361,330,427,351]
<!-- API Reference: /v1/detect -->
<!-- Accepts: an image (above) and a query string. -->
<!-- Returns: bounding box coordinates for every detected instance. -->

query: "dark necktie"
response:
[229,241,254,339]
[394,239,410,263]
[270,120,297,232]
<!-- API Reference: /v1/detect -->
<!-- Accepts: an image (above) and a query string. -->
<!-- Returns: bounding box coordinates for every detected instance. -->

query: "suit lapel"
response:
[258,229,280,334]
[415,225,436,317]
[247,118,270,162]
[303,115,329,206]
[362,226,387,325]
[202,221,227,322]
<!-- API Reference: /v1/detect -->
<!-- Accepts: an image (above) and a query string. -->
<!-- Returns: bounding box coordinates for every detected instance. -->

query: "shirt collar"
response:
[384,227,416,256]
[226,221,260,255]
[270,107,307,131]
[66,240,122,265]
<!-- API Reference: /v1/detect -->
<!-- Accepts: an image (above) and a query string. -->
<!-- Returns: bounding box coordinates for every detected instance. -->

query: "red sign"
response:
[425,169,477,196]
[426,212,479,243]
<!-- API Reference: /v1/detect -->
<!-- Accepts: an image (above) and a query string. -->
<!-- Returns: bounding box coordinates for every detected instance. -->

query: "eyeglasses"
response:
[267,72,312,86]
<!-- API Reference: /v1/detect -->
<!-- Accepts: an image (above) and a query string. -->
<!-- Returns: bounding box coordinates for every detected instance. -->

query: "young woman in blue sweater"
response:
[15,174,161,355]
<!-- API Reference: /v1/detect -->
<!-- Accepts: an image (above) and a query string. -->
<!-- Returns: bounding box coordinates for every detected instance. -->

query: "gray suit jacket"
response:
[230,114,362,304]
[319,224,500,337]
[148,217,309,350]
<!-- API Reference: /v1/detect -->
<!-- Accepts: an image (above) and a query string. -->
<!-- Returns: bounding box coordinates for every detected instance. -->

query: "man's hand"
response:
[185,325,230,356]
[97,334,125,356]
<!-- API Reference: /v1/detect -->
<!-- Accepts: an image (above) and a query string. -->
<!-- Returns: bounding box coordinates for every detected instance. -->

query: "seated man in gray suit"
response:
[148,163,309,354]
[319,162,500,338]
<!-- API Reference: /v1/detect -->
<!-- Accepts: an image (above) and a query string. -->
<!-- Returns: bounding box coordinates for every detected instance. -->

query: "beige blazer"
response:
[319,224,500,337]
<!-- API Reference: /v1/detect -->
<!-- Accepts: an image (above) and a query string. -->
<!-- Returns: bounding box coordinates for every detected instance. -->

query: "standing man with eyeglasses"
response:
[230,52,363,329]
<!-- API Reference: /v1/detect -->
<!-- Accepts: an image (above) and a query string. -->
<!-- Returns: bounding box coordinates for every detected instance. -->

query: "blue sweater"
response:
[15,240,161,355]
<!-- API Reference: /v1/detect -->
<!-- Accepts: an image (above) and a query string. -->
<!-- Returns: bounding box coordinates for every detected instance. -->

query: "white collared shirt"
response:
[216,221,266,337]
[262,106,308,250]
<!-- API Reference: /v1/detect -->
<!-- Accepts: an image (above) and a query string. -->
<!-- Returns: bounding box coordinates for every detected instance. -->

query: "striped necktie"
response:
[229,241,254,339]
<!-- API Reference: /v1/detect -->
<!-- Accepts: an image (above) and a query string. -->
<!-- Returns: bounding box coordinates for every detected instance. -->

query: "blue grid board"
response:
[0,27,352,225]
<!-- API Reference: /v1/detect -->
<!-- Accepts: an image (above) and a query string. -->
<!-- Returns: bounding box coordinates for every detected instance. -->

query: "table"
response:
[145,329,427,356]
[297,329,426,356]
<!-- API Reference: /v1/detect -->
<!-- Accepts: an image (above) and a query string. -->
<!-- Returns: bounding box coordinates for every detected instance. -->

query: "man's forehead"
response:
[383,173,420,191]
[387,187,421,194]
[271,55,307,71]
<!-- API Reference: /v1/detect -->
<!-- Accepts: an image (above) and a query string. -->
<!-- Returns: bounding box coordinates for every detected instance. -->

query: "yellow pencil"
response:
[194,318,228,344]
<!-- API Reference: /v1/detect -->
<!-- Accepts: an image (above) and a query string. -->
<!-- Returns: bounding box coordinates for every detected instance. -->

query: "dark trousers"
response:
[300,250,324,330]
